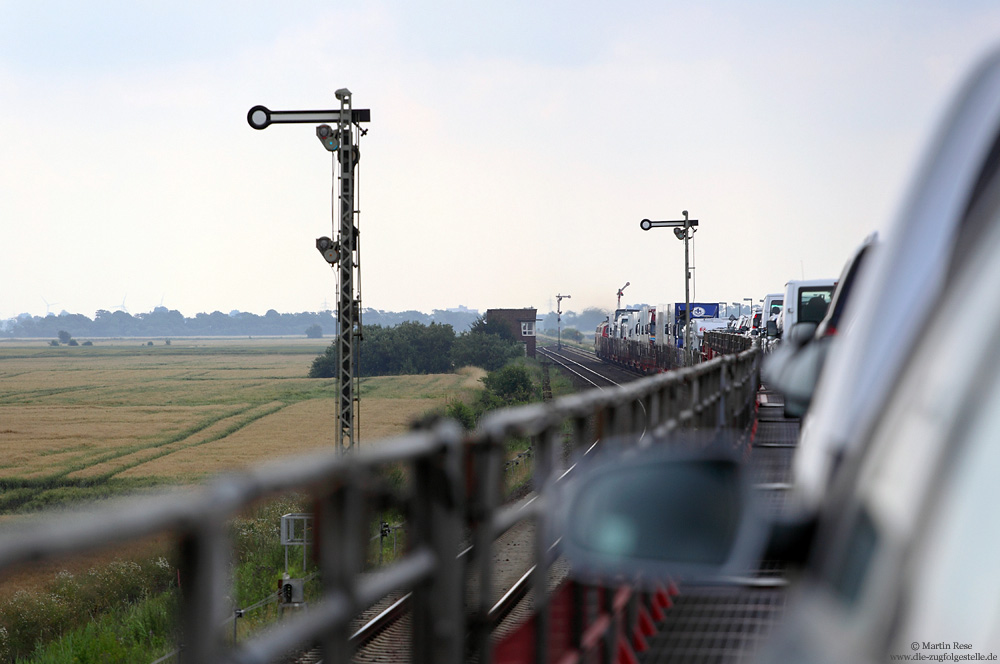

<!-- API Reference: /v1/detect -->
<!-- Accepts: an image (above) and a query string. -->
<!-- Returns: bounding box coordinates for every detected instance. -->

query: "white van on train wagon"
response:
[780,279,836,338]
[762,293,783,326]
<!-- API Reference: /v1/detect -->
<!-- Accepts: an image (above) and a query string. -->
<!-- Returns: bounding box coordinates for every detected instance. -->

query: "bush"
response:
[310,322,455,378]
[560,328,584,343]
[305,324,323,339]
[481,364,538,406]
[2,589,72,658]
[309,321,525,378]
[451,332,523,371]
[230,496,305,607]
[24,590,178,664]
[308,347,336,378]
[469,315,516,341]
[445,401,477,430]
[0,557,176,660]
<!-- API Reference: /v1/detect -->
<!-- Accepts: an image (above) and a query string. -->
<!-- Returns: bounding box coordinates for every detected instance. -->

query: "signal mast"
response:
[248,91,371,454]
[616,282,630,309]
[556,293,571,350]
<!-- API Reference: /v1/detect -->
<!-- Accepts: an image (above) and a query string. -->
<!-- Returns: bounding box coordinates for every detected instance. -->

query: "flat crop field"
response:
[0,338,484,514]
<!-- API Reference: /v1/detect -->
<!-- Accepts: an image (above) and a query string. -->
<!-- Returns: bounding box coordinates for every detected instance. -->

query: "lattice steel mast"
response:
[247,91,371,454]
[333,89,358,454]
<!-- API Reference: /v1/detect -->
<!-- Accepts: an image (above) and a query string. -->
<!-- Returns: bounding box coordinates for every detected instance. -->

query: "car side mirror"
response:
[556,444,769,583]
[556,443,819,586]
[766,320,778,338]
[787,321,818,347]
[763,336,832,417]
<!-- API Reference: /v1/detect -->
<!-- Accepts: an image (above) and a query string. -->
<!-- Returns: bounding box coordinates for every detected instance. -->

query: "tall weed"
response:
[0,557,175,661]
[23,591,177,664]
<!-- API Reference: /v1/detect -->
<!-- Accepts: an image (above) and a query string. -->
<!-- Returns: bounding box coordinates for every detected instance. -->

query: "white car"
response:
[762,232,878,417]
[790,44,1000,512]
[560,45,1000,663]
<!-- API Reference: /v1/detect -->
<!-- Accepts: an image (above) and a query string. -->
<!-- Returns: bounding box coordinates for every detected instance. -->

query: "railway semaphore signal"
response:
[640,211,700,366]
[556,293,571,350]
[617,281,630,309]
[247,105,371,130]
[248,89,371,455]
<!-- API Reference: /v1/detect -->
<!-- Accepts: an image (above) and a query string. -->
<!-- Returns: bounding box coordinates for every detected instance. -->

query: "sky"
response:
[2,1,1000,321]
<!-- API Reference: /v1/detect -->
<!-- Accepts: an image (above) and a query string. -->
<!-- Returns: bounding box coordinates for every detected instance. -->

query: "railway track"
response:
[537,343,644,391]
[350,519,540,662]
[537,342,658,454]
[289,345,646,663]
[286,512,546,663]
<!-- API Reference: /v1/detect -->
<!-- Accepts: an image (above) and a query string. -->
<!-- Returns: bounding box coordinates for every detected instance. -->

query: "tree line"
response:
[2,306,614,341]
[536,306,611,337]
[1,307,482,340]
[309,317,526,378]
[309,318,547,431]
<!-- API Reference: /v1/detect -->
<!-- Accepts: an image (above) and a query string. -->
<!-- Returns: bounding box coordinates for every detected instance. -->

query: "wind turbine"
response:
[41,297,59,316]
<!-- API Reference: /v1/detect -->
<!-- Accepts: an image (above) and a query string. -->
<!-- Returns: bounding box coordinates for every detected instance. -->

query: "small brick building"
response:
[486,308,538,358]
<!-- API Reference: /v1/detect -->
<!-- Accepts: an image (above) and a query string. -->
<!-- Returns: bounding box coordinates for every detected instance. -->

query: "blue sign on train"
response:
[673,303,719,320]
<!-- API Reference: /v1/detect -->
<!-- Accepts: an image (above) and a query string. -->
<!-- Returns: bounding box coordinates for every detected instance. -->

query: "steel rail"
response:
[539,344,652,441]
[559,344,646,376]
[349,492,559,651]
[537,346,626,388]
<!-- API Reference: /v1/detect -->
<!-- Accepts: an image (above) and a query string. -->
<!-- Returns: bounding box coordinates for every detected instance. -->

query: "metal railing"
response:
[594,336,683,372]
[0,346,760,664]
[703,330,754,357]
